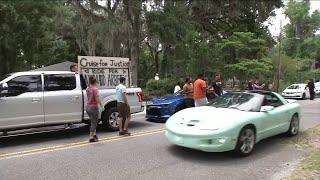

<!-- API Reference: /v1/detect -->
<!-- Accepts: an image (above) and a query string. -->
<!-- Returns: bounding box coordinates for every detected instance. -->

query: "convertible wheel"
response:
[287,115,299,137]
[235,127,256,157]
[102,107,119,131]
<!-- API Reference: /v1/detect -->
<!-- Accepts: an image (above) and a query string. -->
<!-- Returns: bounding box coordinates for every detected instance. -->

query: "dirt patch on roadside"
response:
[282,125,320,180]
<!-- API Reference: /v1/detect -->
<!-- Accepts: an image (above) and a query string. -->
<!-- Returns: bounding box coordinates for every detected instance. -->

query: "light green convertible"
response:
[165,91,300,156]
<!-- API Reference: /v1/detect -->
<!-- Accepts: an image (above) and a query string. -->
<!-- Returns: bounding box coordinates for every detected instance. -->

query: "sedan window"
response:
[287,85,301,89]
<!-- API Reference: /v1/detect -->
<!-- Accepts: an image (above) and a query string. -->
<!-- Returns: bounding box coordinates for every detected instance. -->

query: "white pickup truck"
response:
[0,71,144,134]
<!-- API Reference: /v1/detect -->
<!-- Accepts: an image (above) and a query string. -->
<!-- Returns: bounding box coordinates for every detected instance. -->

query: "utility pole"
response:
[276,20,282,93]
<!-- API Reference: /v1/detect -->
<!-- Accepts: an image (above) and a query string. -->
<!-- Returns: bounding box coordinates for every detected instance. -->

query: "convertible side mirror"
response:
[261,105,274,112]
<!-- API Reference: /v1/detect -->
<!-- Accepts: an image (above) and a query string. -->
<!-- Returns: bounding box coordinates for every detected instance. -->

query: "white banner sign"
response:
[78,56,130,88]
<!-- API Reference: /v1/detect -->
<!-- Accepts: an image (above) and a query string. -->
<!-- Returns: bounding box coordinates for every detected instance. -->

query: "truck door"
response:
[43,73,82,124]
[0,75,44,129]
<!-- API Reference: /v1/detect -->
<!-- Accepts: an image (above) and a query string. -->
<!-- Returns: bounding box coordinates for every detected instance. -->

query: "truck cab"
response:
[0,71,144,133]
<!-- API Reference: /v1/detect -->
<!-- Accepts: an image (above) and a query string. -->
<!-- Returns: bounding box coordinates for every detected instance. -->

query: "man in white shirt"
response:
[116,77,131,136]
[174,82,181,93]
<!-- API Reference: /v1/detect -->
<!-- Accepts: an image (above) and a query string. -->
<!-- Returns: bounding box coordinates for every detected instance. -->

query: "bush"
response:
[146,78,182,97]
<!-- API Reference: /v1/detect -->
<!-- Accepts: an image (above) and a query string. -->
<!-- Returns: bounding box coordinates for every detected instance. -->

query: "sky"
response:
[267,0,320,37]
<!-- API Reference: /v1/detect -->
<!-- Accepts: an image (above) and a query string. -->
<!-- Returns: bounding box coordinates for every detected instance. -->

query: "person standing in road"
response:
[86,76,103,143]
[116,77,131,136]
[193,74,208,107]
[307,79,315,100]
[211,74,223,97]
[183,77,194,108]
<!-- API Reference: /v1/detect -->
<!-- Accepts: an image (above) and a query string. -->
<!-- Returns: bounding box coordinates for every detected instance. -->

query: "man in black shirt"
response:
[307,79,315,100]
[211,74,223,97]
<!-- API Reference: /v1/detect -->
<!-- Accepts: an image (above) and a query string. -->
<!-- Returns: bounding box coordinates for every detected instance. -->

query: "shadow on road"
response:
[0,120,153,148]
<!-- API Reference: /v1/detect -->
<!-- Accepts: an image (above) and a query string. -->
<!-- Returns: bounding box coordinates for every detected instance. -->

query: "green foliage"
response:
[0,0,77,76]
[217,32,270,81]
[281,0,320,87]
[146,78,181,97]
[226,59,273,80]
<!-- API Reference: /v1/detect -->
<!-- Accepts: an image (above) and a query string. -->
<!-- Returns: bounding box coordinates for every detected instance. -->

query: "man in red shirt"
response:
[193,74,208,107]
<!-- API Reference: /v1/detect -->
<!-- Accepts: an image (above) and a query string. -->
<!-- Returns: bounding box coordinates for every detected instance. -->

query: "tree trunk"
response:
[124,0,142,87]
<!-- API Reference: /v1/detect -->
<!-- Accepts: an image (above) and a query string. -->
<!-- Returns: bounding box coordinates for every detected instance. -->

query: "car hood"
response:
[151,95,184,104]
[165,106,256,136]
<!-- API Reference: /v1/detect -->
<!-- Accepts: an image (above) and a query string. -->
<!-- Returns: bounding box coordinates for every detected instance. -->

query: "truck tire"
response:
[102,107,120,131]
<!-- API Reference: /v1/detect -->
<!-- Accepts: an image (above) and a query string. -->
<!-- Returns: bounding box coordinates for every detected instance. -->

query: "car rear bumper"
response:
[165,130,236,152]
[282,94,303,99]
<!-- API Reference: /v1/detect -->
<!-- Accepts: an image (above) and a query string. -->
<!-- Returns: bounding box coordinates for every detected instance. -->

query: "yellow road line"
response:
[0,128,165,160]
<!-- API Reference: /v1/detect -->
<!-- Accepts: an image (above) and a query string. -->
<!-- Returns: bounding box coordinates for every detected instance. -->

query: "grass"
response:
[283,125,320,180]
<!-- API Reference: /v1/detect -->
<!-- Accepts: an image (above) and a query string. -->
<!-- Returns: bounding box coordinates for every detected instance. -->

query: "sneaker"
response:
[89,138,98,143]
[119,131,126,136]
[93,135,99,141]
[123,130,131,136]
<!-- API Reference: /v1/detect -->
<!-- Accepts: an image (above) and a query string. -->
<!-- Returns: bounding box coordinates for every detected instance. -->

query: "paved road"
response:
[0,99,319,180]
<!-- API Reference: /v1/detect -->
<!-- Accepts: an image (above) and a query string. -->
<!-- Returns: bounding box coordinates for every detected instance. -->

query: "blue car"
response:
[146,90,193,122]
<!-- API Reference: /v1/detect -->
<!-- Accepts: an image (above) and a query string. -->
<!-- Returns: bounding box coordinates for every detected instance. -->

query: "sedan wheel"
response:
[235,127,255,157]
[287,115,299,136]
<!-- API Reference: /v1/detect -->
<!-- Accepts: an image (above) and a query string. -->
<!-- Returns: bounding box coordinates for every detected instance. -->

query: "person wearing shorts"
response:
[194,74,208,107]
[86,76,103,143]
[116,76,131,136]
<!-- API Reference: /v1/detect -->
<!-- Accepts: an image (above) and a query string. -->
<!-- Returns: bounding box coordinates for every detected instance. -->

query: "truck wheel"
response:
[102,107,119,131]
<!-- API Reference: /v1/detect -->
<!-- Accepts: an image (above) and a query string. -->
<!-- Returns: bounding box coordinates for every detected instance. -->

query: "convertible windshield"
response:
[207,93,263,112]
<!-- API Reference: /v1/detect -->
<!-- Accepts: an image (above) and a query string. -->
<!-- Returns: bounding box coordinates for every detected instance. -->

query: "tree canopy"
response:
[1,0,319,92]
